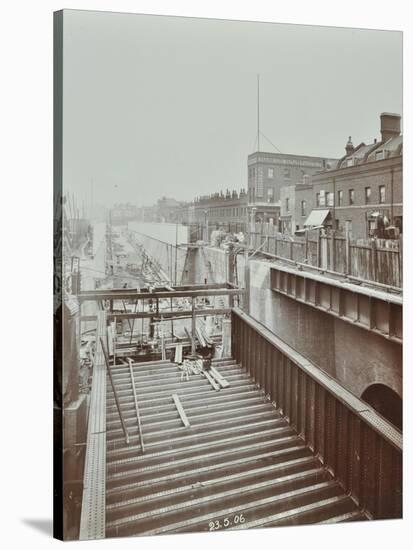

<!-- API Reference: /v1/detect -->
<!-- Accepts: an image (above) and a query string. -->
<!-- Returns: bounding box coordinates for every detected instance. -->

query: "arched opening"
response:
[361,384,402,430]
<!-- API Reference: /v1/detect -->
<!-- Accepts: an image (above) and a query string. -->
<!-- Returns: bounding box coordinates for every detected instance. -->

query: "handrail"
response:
[127,357,145,453]
[231,307,402,519]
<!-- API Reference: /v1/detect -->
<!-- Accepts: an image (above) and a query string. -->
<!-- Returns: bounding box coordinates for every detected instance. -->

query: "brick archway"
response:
[361,383,402,430]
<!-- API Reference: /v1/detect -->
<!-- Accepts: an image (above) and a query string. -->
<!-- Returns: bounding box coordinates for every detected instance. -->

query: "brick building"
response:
[177,189,248,230]
[280,175,313,234]
[248,151,337,227]
[294,113,403,238]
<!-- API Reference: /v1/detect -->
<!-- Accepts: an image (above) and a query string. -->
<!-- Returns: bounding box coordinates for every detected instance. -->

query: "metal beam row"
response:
[81,307,232,322]
[79,287,244,302]
[270,267,402,344]
[82,283,231,297]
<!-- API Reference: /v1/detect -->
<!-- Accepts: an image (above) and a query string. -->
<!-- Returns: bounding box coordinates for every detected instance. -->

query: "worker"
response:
[198,344,213,371]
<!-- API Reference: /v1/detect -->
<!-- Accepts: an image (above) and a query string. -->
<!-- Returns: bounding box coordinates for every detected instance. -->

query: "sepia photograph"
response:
[53,9,403,541]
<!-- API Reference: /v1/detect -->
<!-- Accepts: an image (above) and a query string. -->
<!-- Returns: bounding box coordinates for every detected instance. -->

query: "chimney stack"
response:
[380,112,401,142]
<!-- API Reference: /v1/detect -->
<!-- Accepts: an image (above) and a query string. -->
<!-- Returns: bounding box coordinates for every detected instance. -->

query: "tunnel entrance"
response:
[361,384,402,431]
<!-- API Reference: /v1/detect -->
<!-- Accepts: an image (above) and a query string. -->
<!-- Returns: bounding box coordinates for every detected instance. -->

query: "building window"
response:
[365,187,371,204]
[316,193,320,207]
[301,200,306,216]
[337,190,343,206]
[319,191,326,207]
[379,185,386,204]
[268,168,274,178]
[256,166,264,198]
[267,188,274,202]
[349,189,355,205]
[286,198,290,212]
[327,192,334,207]
[284,168,291,179]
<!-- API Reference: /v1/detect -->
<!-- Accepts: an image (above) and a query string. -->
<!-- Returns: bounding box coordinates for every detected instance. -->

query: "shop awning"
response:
[304,209,331,227]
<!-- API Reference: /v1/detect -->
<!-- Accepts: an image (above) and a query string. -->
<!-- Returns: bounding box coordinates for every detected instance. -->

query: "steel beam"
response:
[270,266,402,344]
[79,287,244,302]
[81,307,231,322]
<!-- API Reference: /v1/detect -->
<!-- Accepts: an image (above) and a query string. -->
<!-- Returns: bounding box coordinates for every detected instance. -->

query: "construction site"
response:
[54,211,402,541]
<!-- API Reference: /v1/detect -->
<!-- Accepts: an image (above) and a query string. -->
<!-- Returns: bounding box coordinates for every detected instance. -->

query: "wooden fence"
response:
[188,220,402,288]
[248,222,402,288]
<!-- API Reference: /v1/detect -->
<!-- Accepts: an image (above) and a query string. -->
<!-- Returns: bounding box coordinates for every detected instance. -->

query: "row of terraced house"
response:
[110,112,402,241]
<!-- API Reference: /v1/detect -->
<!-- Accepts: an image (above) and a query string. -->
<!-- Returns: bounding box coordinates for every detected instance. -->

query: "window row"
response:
[248,167,294,179]
[284,198,308,216]
[207,206,248,218]
[315,185,386,207]
[251,187,275,201]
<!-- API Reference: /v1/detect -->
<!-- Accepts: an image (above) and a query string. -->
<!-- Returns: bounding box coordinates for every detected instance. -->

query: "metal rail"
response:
[127,358,145,453]
[231,307,402,520]
[100,337,129,445]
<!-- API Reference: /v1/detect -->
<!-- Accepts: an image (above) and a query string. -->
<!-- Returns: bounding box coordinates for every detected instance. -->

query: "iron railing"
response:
[231,307,402,520]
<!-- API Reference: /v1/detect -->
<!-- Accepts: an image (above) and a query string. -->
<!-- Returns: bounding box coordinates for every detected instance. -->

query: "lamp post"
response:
[251,207,257,236]
[204,209,208,243]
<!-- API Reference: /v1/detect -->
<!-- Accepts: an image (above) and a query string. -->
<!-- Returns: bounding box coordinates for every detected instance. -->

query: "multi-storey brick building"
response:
[279,175,314,234]
[248,151,337,227]
[176,189,248,229]
[293,113,403,238]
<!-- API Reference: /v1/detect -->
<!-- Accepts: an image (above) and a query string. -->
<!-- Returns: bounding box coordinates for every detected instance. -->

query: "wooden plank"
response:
[210,366,230,388]
[202,370,220,391]
[174,343,183,364]
[107,325,114,356]
[172,393,190,427]
[195,327,207,347]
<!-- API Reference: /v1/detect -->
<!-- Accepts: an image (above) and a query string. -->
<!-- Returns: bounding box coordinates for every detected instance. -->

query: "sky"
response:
[62,10,402,212]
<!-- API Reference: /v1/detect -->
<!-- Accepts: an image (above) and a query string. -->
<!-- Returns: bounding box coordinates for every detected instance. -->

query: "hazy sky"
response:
[62,10,402,210]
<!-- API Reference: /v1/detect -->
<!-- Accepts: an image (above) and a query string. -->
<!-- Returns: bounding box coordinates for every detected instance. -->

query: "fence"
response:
[231,308,402,520]
[248,222,402,288]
